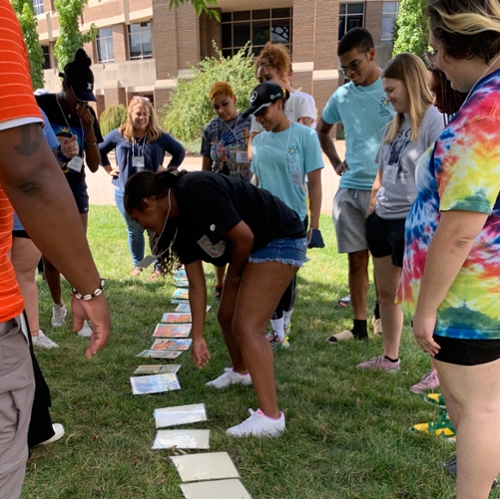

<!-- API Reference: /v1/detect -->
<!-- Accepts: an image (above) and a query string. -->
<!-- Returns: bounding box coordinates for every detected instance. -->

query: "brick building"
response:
[36,0,399,116]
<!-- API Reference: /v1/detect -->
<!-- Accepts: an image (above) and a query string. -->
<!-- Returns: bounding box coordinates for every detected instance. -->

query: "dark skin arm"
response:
[0,123,110,357]
[77,103,100,172]
[316,117,348,176]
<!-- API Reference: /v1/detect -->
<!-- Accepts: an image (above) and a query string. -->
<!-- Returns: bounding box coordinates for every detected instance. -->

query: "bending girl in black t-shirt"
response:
[125,169,307,437]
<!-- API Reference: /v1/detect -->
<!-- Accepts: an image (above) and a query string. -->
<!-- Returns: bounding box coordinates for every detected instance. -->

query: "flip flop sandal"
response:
[327,330,355,344]
[336,295,351,308]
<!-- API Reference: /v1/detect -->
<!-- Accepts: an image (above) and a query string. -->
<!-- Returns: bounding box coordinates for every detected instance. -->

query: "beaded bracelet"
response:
[85,139,97,146]
[72,278,105,301]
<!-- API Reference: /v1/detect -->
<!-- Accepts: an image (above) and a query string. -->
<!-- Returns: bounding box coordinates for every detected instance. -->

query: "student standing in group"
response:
[99,96,185,279]
[36,49,103,336]
[124,169,307,437]
[356,53,444,372]
[400,1,500,496]
[317,28,394,344]
[245,82,323,348]
[201,81,252,300]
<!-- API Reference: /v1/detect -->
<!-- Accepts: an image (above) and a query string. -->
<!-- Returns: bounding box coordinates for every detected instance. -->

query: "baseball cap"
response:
[242,82,285,118]
[61,73,96,102]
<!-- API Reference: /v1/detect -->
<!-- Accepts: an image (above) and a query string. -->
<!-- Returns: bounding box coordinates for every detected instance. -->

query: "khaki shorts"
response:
[0,314,34,499]
[332,188,371,254]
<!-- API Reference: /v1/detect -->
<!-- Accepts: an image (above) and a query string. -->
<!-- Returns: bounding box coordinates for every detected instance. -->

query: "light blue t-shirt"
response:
[251,122,324,220]
[322,78,394,190]
[14,108,60,232]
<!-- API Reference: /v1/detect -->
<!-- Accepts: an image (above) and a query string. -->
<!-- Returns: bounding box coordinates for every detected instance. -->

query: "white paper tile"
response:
[155,403,207,428]
[152,429,210,450]
[180,479,252,499]
[170,452,240,482]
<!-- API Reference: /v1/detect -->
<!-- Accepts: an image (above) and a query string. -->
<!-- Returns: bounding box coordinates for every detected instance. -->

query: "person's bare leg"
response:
[373,256,403,359]
[11,237,42,334]
[348,249,369,321]
[435,357,500,499]
[43,256,62,306]
[231,262,297,418]
[215,265,226,288]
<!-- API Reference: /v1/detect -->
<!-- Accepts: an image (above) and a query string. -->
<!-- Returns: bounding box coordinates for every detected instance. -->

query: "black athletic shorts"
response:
[12,229,29,239]
[365,212,406,267]
[433,334,500,366]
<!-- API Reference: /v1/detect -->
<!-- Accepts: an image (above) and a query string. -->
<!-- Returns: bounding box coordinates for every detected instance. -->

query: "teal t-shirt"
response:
[251,122,324,220]
[322,78,394,190]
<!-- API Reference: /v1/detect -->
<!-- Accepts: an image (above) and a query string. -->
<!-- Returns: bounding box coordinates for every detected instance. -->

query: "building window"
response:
[33,0,44,15]
[381,2,399,43]
[97,27,115,63]
[41,45,50,69]
[221,8,292,58]
[338,3,364,40]
[128,22,152,60]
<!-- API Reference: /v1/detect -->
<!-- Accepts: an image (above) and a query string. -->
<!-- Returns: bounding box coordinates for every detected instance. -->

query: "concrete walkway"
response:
[87,141,345,215]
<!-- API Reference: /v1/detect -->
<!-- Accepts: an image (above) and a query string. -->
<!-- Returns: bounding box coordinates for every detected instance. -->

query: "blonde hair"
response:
[382,53,433,143]
[120,97,162,143]
[427,0,500,63]
[209,81,235,100]
[255,42,290,82]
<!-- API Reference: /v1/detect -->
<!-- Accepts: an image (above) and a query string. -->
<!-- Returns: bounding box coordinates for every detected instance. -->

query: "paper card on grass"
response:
[170,452,240,482]
[172,289,189,300]
[151,339,192,351]
[133,365,181,375]
[152,429,210,450]
[161,312,192,323]
[172,299,189,305]
[136,349,183,359]
[174,280,189,288]
[180,479,252,499]
[175,303,211,313]
[154,403,207,428]
[173,269,187,278]
[130,373,180,395]
[153,324,191,338]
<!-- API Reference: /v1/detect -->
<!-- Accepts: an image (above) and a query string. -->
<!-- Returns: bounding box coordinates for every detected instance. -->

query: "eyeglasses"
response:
[339,52,367,77]
[424,50,436,69]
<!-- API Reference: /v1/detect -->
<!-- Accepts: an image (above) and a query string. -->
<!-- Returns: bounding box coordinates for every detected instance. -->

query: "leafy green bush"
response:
[99,104,128,137]
[161,43,256,143]
[392,0,429,58]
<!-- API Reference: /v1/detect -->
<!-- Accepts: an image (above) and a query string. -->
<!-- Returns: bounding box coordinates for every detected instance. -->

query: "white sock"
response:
[270,318,285,342]
[283,310,293,330]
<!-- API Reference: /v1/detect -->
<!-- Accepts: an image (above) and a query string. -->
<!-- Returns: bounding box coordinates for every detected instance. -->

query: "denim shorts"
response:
[248,237,308,268]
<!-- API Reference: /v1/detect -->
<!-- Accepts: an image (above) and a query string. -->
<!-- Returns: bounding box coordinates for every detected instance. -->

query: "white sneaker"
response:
[51,303,67,327]
[206,367,252,389]
[40,423,65,445]
[32,330,59,349]
[77,320,92,338]
[226,408,285,437]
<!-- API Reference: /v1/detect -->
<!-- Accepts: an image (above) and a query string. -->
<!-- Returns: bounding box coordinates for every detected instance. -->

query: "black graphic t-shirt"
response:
[172,171,306,266]
[36,93,103,186]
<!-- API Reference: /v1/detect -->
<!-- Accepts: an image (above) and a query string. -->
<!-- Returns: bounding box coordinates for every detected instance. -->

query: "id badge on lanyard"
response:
[67,156,84,172]
[132,156,145,170]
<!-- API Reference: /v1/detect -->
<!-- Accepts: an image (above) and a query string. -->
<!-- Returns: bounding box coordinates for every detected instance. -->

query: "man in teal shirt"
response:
[317,28,394,343]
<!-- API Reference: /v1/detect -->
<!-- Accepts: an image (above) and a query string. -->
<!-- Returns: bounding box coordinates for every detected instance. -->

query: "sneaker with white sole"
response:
[226,408,285,437]
[410,370,440,393]
[51,303,67,327]
[40,423,65,445]
[77,320,93,338]
[266,330,290,351]
[32,330,59,349]
[357,354,400,372]
[206,367,252,389]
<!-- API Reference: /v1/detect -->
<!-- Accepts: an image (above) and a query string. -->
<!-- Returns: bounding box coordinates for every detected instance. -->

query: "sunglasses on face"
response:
[132,95,150,102]
[339,52,368,77]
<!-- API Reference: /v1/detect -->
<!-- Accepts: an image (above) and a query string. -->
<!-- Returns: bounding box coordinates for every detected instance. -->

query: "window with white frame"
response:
[221,8,293,58]
[128,22,152,60]
[33,0,44,15]
[338,3,364,41]
[381,2,400,42]
[97,27,115,63]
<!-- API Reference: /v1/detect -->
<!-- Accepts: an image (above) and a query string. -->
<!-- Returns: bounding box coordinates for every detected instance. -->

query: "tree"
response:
[392,0,428,58]
[162,43,255,143]
[168,0,219,19]
[53,0,97,72]
[12,0,45,89]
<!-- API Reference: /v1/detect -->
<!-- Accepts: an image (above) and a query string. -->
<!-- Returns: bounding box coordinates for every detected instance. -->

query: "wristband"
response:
[72,278,105,301]
[85,139,97,146]
[56,145,72,164]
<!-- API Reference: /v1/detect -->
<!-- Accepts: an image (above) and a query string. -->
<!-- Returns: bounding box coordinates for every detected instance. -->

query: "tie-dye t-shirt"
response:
[399,69,500,340]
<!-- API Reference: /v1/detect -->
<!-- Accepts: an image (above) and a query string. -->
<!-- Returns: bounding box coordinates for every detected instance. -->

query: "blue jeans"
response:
[115,189,145,267]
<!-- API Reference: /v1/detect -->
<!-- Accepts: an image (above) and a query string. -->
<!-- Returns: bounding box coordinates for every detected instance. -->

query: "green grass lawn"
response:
[22,208,496,499]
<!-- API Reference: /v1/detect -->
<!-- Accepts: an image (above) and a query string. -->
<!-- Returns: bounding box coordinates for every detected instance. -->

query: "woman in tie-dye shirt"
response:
[400,1,500,497]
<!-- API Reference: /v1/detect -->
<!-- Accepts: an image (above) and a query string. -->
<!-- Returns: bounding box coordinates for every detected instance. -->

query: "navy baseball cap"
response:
[242,82,285,118]
[60,73,96,102]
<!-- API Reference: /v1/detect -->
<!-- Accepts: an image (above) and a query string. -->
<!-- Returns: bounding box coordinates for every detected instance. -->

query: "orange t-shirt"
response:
[0,0,43,322]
